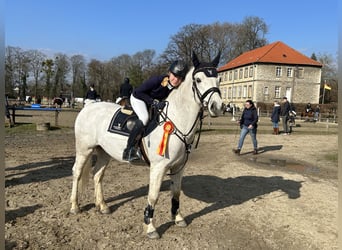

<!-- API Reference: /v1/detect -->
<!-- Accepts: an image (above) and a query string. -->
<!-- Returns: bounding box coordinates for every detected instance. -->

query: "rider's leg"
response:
[123,95,149,161]
[122,119,144,161]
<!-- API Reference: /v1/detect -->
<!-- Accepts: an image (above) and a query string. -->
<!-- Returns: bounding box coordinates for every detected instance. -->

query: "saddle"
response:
[108,106,160,165]
[108,105,159,136]
[107,106,136,136]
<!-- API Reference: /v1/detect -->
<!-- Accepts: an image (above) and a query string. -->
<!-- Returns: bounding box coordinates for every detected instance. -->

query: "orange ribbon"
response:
[157,121,174,156]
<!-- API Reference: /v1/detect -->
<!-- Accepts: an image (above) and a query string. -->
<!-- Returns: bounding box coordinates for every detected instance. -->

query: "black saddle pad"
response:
[108,107,138,136]
[108,106,160,137]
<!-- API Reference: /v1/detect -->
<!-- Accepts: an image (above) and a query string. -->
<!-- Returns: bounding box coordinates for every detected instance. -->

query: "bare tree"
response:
[87,59,105,98]
[159,17,268,67]
[27,49,46,98]
[5,46,17,97]
[41,59,54,100]
[234,16,268,56]
[70,54,86,99]
[130,49,156,86]
[317,52,338,103]
[7,47,31,100]
[53,53,70,97]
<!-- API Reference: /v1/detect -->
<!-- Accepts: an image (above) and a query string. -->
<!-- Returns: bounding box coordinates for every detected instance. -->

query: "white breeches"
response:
[130,95,149,126]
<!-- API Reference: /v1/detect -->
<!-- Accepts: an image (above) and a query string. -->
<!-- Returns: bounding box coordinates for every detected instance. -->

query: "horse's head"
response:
[191,51,223,117]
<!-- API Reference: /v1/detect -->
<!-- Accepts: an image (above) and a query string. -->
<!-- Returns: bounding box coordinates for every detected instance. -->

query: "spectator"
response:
[314,105,320,121]
[232,99,258,155]
[271,100,281,135]
[280,96,291,135]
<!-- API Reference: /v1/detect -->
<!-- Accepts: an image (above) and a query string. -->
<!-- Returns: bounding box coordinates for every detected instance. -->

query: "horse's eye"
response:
[196,78,201,83]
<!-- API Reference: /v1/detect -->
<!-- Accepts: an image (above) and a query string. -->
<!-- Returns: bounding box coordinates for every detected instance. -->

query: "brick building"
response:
[218,41,322,109]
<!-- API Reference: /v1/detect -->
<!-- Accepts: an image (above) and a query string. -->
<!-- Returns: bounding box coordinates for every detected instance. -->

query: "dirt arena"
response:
[5,109,338,249]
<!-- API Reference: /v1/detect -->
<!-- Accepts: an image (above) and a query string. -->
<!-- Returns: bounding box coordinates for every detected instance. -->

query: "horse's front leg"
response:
[144,164,168,239]
[170,169,187,227]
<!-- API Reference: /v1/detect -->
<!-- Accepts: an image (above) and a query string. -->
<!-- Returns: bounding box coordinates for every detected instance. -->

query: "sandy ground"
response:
[5,111,338,249]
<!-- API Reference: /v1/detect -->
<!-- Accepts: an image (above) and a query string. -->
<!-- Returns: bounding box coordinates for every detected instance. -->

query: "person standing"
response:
[280,96,291,135]
[271,100,281,135]
[122,60,189,162]
[232,100,258,155]
[314,105,320,121]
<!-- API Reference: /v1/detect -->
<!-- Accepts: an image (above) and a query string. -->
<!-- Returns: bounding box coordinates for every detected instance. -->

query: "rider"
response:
[118,77,133,106]
[122,60,189,162]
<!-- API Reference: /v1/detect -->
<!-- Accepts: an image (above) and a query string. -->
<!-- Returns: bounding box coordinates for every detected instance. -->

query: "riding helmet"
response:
[169,60,188,79]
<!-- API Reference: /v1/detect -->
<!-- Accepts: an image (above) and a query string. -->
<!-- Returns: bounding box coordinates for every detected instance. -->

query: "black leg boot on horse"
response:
[123,119,144,162]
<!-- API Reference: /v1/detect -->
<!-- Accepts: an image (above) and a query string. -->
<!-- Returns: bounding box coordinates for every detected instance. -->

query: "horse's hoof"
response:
[147,231,160,239]
[70,208,81,214]
[175,220,187,227]
[100,207,111,214]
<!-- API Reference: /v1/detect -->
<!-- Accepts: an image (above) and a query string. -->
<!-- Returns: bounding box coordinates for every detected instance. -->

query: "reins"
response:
[155,67,220,176]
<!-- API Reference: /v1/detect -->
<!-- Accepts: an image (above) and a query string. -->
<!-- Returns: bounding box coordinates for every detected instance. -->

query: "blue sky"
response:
[6,0,338,62]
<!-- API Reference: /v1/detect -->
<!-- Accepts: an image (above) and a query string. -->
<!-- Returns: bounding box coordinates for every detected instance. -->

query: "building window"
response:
[229,71,232,81]
[234,70,238,80]
[297,68,304,78]
[244,67,248,78]
[248,85,252,98]
[232,86,236,99]
[228,87,231,98]
[239,68,243,79]
[275,86,281,98]
[275,66,282,77]
[264,86,269,95]
[237,86,242,98]
[223,87,227,99]
[249,66,254,77]
[287,67,293,77]
[243,86,247,98]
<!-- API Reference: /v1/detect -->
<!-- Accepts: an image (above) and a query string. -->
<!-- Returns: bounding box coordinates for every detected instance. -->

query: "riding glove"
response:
[152,100,166,110]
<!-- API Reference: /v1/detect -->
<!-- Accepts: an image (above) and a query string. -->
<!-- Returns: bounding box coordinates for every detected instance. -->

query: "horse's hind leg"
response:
[70,148,93,214]
[93,147,111,214]
[169,169,187,227]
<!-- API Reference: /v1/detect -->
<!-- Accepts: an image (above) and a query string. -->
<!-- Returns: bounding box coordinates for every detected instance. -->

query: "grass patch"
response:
[5,123,36,135]
[324,152,338,163]
[5,123,61,135]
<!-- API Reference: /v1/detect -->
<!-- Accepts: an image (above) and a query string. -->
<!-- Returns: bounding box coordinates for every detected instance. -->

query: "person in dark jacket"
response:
[118,77,133,106]
[271,100,281,135]
[233,100,258,155]
[280,96,291,135]
[122,60,189,162]
[120,77,133,98]
[85,84,97,100]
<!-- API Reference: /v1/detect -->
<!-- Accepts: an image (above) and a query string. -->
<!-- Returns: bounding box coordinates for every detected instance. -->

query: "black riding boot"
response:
[122,120,144,162]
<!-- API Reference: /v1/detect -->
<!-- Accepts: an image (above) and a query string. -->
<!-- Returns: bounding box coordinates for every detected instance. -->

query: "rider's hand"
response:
[153,100,166,110]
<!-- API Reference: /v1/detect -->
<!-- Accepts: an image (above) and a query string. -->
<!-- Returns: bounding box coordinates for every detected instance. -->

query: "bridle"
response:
[157,66,221,175]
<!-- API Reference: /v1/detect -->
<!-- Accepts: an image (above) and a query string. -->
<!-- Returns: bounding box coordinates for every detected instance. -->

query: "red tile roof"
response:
[218,41,322,72]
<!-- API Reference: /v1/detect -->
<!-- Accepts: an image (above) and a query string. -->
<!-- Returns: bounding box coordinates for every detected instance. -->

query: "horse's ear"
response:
[192,51,200,68]
[212,51,221,67]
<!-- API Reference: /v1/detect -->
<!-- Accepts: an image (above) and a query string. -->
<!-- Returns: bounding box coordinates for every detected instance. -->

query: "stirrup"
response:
[128,148,140,162]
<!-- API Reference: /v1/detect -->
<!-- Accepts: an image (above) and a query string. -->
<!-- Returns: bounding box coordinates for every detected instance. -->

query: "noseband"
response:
[192,67,221,105]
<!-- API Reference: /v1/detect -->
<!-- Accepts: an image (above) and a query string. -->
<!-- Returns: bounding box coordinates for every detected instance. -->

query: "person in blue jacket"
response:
[233,99,258,155]
[123,60,189,162]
